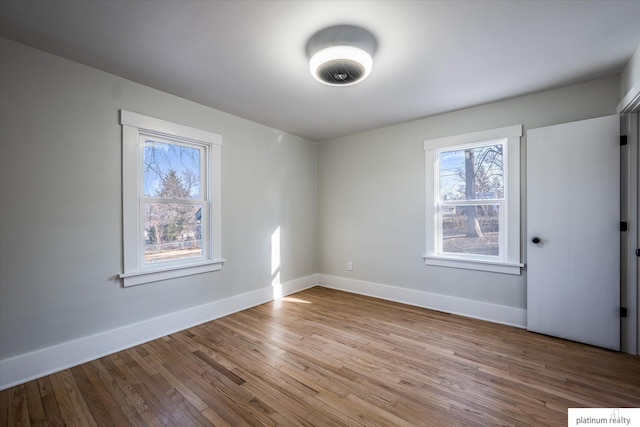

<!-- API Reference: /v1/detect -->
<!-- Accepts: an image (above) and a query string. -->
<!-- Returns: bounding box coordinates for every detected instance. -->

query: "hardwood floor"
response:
[2,286,639,426]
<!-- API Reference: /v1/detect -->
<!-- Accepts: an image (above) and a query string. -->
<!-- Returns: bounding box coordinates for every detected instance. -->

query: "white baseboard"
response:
[0,274,317,391]
[285,274,319,295]
[317,274,527,329]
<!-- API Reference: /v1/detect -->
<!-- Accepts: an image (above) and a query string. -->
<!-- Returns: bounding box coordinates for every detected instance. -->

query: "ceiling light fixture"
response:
[306,25,377,86]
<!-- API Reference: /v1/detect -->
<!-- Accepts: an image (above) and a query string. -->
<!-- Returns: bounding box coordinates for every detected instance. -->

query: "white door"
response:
[527,115,620,350]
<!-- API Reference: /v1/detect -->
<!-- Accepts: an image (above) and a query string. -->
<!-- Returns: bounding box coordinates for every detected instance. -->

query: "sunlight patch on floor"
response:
[281,297,311,304]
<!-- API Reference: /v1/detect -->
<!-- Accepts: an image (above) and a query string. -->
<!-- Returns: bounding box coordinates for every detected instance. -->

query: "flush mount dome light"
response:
[306,25,377,86]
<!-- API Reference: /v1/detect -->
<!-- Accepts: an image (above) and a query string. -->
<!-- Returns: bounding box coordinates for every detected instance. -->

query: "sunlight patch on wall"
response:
[271,226,282,299]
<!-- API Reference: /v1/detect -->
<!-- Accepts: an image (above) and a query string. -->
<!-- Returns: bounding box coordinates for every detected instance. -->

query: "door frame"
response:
[619,79,640,355]
[620,113,639,355]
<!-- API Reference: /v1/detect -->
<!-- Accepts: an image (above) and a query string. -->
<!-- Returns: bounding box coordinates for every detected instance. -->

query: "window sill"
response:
[423,255,523,275]
[119,259,225,287]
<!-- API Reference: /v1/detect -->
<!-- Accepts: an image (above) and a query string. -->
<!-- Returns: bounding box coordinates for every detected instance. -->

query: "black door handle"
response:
[531,237,541,244]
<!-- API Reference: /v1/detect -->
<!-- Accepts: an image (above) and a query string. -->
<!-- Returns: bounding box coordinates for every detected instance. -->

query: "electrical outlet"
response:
[347,261,353,271]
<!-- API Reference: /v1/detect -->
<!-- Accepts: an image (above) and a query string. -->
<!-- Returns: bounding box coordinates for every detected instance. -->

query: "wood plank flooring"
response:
[2,286,639,426]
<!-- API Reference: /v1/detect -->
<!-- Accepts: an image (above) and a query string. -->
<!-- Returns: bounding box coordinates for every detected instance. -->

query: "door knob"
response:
[531,237,541,244]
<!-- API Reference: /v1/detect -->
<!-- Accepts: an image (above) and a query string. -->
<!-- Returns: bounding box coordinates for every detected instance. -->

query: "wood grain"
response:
[1,287,639,426]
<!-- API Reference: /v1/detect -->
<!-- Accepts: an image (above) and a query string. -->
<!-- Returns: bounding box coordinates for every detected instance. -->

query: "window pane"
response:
[439,144,503,201]
[441,204,500,256]
[144,139,201,199]
[144,202,203,263]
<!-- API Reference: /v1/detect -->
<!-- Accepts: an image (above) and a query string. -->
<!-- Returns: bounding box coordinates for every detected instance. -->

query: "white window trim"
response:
[423,125,523,275]
[119,110,223,286]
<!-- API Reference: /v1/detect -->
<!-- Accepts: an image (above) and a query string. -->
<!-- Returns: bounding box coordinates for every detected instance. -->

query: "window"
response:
[119,110,223,286]
[424,125,523,274]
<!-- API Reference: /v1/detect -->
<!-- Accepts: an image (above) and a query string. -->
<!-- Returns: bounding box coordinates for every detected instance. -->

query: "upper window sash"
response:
[435,139,507,204]
[141,133,207,200]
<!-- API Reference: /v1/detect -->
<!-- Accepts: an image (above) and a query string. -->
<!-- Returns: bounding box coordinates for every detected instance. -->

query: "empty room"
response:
[1,1,640,425]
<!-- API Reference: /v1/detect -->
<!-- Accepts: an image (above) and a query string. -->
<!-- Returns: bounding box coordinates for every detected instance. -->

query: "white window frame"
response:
[119,110,223,286]
[423,125,523,275]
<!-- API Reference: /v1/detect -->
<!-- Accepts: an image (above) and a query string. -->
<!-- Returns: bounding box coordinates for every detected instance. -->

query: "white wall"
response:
[317,76,620,322]
[0,38,318,386]
[621,44,640,103]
